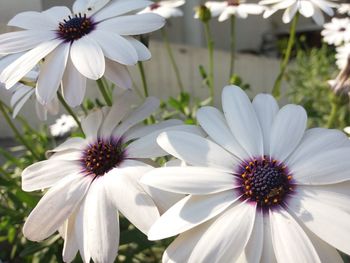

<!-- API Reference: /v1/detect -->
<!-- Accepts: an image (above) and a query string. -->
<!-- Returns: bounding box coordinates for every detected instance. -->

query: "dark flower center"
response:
[57,14,95,42]
[150,3,161,10]
[227,0,240,6]
[81,138,125,176]
[238,156,294,209]
[340,27,346,32]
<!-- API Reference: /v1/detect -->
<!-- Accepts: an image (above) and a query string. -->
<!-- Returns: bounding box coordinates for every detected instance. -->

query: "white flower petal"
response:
[12,89,34,119]
[252,94,279,155]
[23,174,91,241]
[312,7,325,25]
[126,124,205,159]
[222,85,264,158]
[70,35,105,80]
[270,208,321,263]
[42,6,72,23]
[0,30,57,54]
[104,59,132,90]
[269,104,307,162]
[287,188,350,255]
[141,166,237,195]
[260,215,277,263]
[73,0,109,16]
[8,11,57,30]
[97,13,165,36]
[83,177,119,263]
[189,202,256,263]
[0,39,62,89]
[36,43,70,105]
[282,4,298,23]
[91,30,138,65]
[291,147,350,185]
[22,159,81,192]
[92,0,153,22]
[160,0,185,8]
[75,199,91,263]
[62,57,87,107]
[48,137,87,155]
[81,109,103,141]
[205,2,227,17]
[197,106,249,161]
[104,161,159,234]
[218,9,232,22]
[157,131,240,173]
[299,1,315,17]
[286,128,348,167]
[113,97,160,137]
[148,190,240,240]
[62,213,79,263]
[125,37,151,61]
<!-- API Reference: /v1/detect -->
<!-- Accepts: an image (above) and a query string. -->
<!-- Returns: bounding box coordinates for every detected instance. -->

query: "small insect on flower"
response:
[142,85,350,263]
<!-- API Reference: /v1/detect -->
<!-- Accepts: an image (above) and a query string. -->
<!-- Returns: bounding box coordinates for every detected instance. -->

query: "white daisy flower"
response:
[322,18,350,46]
[139,0,185,19]
[336,43,350,69]
[50,114,78,137]
[344,126,350,135]
[21,90,203,263]
[142,86,350,263]
[260,0,338,25]
[0,54,59,120]
[338,3,350,15]
[205,0,265,21]
[0,1,165,107]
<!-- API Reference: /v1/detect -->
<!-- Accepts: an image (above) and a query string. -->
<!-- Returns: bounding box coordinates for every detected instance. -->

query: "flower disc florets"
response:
[57,13,95,42]
[150,3,161,10]
[227,0,240,6]
[81,138,125,176]
[238,156,294,208]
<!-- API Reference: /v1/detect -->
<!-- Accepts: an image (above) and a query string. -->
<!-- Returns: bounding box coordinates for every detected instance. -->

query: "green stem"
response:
[57,92,83,133]
[204,21,215,104]
[229,16,236,80]
[0,100,40,160]
[138,61,149,97]
[161,27,184,93]
[327,95,340,128]
[272,13,299,99]
[96,78,113,106]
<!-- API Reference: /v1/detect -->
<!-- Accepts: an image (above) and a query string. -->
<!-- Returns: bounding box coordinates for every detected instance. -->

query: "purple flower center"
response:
[150,3,161,10]
[227,0,240,6]
[57,14,95,42]
[237,156,294,209]
[81,138,125,176]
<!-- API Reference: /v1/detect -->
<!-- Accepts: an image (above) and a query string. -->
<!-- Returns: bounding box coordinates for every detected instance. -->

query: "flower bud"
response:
[194,5,211,23]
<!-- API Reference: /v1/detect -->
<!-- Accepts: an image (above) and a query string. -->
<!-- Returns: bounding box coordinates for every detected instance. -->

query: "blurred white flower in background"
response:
[205,0,264,21]
[139,0,185,19]
[260,0,338,25]
[322,18,350,46]
[344,126,350,136]
[338,3,350,15]
[50,114,78,137]
[0,0,165,107]
[335,43,350,70]
[142,86,350,262]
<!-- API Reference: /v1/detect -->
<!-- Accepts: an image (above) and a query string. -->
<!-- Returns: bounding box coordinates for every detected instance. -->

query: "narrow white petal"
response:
[286,128,348,167]
[222,86,264,158]
[287,188,350,255]
[70,35,105,80]
[148,190,240,240]
[141,167,237,195]
[10,84,32,107]
[311,7,325,25]
[8,11,57,30]
[157,131,240,173]
[62,213,79,263]
[22,159,81,192]
[73,0,109,16]
[62,57,87,107]
[75,198,91,263]
[113,97,160,137]
[97,13,165,36]
[252,94,279,155]
[189,202,256,263]
[0,39,62,89]
[48,137,87,155]
[104,59,132,90]
[42,6,72,23]
[92,0,153,22]
[269,104,307,162]
[0,30,57,54]
[260,215,277,263]
[23,174,91,241]
[104,161,159,234]
[126,124,205,159]
[160,0,185,8]
[12,89,34,118]
[197,106,250,161]
[81,109,103,141]
[299,1,315,17]
[282,4,298,23]
[91,30,138,65]
[125,37,151,61]
[270,208,321,263]
[218,9,231,22]
[291,147,350,185]
[36,43,70,105]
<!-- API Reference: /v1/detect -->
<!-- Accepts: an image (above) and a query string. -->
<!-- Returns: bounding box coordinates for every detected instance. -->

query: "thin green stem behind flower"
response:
[204,21,215,104]
[161,27,184,93]
[272,13,299,99]
[97,78,113,106]
[138,61,149,97]
[229,16,236,80]
[57,92,83,134]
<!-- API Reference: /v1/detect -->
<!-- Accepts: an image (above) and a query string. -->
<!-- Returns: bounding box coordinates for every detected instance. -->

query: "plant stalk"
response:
[204,21,215,104]
[57,92,83,133]
[96,78,113,106]
[229,16,236,80]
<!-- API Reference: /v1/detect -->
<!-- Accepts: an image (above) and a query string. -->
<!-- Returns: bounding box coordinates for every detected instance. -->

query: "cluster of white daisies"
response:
[0,0,350,263]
